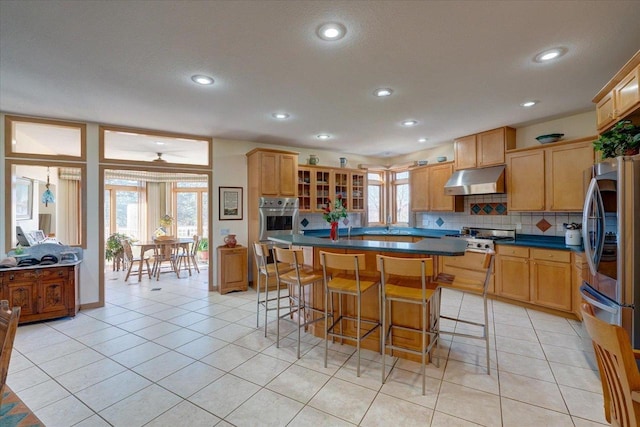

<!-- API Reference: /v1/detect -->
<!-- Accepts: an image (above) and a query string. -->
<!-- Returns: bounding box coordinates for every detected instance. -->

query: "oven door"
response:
[259,208,299,241]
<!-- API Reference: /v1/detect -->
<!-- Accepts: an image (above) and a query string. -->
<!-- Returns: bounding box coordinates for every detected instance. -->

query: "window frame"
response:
[366,171,385,226]
[389,168,410,226]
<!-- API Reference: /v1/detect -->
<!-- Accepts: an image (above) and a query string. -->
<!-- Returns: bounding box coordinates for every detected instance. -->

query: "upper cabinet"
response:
[594,50,640,132]
[297,165,366,213]
[248,149,298,197]
[506,138,595,212]
[454,126,516,170]
[410,162,463,212]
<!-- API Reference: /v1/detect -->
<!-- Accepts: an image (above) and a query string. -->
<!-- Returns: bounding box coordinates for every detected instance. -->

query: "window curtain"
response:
[57,178,80,245]
[136,180,148,242]
[146,182,162,240]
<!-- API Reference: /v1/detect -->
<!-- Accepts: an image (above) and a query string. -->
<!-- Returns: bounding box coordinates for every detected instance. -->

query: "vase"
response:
[330,222,339,241]
[224,234,237,248]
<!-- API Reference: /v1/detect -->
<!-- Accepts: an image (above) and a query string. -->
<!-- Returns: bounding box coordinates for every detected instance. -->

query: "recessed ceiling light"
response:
[316,134,331,140]
[272,112,290,120]
[374,88,393,97]
[401,120,418,127]
[520,100,539,107]
[12,139,17,145]
[191,74,214,85]
[317,22,346,41]
[155,141,166,145]
[533,47,567,63]
[418,138,428,143]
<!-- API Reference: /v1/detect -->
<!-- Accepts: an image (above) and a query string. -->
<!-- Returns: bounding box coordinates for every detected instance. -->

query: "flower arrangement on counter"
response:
[323,194,348,224]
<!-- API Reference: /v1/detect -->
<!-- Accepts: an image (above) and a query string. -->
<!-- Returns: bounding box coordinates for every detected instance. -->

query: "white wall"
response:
[515,110,596,148]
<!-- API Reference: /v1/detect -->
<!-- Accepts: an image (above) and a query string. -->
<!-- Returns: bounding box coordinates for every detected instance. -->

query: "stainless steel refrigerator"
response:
[581,154,640,347]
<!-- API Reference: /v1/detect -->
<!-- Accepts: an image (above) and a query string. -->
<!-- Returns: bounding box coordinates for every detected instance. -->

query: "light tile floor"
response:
[7,267,608,426]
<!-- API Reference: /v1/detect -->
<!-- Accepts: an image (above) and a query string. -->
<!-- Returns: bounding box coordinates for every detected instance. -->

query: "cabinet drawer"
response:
[531,249,570,263]
[496,246,529,258]
[3,270,39,281]
[39,268,69,279]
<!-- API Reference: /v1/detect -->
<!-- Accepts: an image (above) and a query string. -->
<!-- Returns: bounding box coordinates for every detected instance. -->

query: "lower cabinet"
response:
[495,246,573,312]
[217,245,248,294]
[0,264,79,323]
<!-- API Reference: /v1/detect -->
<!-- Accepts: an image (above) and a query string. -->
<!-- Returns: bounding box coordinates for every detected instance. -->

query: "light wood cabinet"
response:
[454,134,477,170]
[593,52,640,132]
[495,245,574,312]
[530,249,572,311]
[0,264,79,324]
[409,166,429,211]
[410,163,463,212]
[506,138,595,212]
[496,247,530,302]
[217,245,248,294]
[297,166,366,213]
[454,127,516,170]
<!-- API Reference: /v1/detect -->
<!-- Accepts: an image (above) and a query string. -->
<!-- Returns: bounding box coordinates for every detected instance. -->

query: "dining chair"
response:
[122,239,152,282]
[0,300,21,405]
[377,255,439,395]
[176,235,200,276]
[320,251,381,377]
[433,249,494,374]
[153,239,180,280]
[581,302,640,426]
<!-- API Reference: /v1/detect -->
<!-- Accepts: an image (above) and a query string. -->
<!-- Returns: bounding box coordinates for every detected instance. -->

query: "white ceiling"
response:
[1,1,639,158]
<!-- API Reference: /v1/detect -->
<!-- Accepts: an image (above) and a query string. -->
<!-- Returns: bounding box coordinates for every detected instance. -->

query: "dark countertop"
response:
[0,260,82,272]
[268,234,468,256]
[301,227,584,252]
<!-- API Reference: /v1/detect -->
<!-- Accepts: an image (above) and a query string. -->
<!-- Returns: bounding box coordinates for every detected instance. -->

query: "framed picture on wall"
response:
[16,177,33,220]
[219,186,243,220]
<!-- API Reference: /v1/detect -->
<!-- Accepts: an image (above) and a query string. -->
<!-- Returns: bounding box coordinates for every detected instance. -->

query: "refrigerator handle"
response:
[582,178,605,276]
[580,285,619,314]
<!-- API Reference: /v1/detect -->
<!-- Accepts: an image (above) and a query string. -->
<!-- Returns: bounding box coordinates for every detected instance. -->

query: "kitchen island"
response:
[268,234,468,361]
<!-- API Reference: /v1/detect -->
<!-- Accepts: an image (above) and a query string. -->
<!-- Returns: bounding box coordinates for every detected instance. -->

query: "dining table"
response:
[132,238,194,282]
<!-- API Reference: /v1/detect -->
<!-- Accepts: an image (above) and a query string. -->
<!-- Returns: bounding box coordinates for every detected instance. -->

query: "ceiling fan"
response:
[152,152,167,163]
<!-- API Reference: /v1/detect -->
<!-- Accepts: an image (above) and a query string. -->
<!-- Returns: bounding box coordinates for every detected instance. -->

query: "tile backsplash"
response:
[415,194,583,237]
[299,212,364,231]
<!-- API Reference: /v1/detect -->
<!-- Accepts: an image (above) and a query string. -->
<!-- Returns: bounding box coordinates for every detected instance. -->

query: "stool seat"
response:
[326,274,378,293]
[384,284,436,301]
[279,267,322,286]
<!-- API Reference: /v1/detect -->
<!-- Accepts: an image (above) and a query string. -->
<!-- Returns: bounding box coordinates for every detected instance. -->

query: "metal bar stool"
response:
[272,247,325,358]
[434,249,495,374]
[377,255,440,395]
[320,251,381,377]
[253,242,293,336]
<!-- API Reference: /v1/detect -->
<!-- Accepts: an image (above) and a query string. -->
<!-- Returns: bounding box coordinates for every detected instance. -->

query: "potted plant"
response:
[198,237,209,261]
[593,120,640,159]
[105,232,130,270]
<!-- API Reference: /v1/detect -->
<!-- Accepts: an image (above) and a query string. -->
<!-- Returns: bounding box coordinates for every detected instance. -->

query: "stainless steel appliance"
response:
[581,155,640,347]
[443,227,515,252]
[258,197,299,241]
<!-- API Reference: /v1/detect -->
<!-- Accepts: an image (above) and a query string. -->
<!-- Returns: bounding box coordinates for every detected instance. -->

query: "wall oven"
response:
[258,197,299,241]
[581,155,640,347]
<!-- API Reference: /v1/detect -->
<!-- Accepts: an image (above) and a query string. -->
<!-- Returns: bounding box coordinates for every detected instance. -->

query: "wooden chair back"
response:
[273,247,304,266]
[319,251,365,272]
[190,235,200,257]
[121,239,135,262]
[581,303,640,426]
[376,255,433,278]
[0,300,21,397]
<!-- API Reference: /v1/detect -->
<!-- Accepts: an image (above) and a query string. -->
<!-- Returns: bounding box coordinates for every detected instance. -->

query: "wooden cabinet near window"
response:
[350,172,366,212]
[217,245,248,294]
[250,149,297,197]
[296,166,366,213]
[454,127,516,170]
[410,162,463,212]
[0,264,79,324]
[506,138,595,212]
[298,167,312,211]
[593,52,640,132]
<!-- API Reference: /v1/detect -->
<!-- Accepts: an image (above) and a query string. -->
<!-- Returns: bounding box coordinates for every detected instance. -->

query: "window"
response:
[390,170,410,224]
[367,172,384,224]
[174,181,208,238]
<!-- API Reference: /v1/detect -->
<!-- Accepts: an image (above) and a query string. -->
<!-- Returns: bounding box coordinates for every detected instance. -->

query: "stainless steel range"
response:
[443,227,516,252]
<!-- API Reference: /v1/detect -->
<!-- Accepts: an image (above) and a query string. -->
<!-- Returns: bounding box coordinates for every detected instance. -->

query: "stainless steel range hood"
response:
[444,165,505,196]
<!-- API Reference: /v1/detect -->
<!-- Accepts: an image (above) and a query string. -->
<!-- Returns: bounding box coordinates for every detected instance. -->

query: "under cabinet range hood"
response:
[444,165,506,196]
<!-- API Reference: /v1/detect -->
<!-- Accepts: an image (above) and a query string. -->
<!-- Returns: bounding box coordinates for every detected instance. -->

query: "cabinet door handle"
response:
[9,274,14,280]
